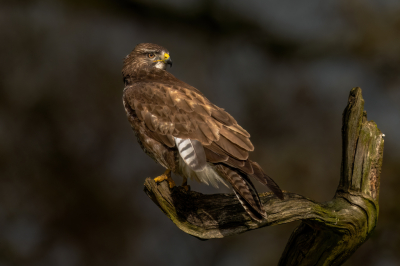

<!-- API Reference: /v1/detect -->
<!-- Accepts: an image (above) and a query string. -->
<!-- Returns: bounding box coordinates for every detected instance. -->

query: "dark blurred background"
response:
[1,0,399,265]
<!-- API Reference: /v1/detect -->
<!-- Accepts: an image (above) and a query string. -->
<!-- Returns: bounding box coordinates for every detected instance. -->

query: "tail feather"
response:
[250,161,284,200]
[233,190,263,222]
[216,165,266,221]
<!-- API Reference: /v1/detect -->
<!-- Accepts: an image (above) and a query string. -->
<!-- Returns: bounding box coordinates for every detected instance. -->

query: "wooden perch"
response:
[143,87,384,265]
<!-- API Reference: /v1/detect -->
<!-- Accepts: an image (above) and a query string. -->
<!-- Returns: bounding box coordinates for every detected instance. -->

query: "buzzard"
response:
[122,43,283,221]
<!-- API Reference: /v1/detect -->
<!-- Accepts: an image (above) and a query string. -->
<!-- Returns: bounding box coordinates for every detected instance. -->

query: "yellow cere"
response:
[153,53,170,63]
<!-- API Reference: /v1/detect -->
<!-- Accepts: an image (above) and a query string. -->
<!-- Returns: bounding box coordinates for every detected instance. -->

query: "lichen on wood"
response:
[143,87,384,265]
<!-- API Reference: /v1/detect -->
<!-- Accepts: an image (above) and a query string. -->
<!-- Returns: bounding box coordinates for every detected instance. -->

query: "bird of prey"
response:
[122,43,283,221]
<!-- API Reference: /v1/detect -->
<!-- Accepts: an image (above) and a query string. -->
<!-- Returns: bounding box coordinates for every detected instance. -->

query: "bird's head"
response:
[123,43,172,72]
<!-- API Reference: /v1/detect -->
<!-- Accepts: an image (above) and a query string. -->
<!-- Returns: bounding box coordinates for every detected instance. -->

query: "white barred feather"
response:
[175,137,207,172]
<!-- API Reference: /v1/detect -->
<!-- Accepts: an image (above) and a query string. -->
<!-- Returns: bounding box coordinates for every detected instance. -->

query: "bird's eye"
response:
[148,53,155,59]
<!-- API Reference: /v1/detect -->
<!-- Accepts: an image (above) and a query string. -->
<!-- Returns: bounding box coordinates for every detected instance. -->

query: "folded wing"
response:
[124,79,283,220]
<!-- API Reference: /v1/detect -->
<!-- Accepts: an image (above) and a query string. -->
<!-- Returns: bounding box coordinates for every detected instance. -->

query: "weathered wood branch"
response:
[144,87,384,265]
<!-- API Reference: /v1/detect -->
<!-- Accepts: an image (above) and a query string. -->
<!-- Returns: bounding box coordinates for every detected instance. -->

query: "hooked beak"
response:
[153,53,173,68]
[163,53,172,67]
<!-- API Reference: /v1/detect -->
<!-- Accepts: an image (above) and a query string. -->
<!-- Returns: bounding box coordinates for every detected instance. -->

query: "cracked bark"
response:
[143,87,384,266]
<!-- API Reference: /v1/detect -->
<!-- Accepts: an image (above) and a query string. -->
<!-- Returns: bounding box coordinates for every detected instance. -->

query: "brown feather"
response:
[200,104,213,116]
[132,99,144,120]
[191,127,212,145]
[193,104,212,117]
[158,121,174,135]
[193,94,207,105]
[175,123,189,134]
[158,133,175,148]
[211,108,233,125]
[205,118,220,140]
[168,90,193,112]
[146,130,175,148]
[184,89,194,100]
[198,123,216,142]
[184,99,197,112]
[164,87,176,106]
[250,161,284,200]
[151,88,166,105]
[140,88,155,104]
[227,157,245,167]
[146,112,160,131]
[242,159,254,174]
[224,157,254,175]
[188,117,199,131]
[219,126,254,151]
[228,123,250,138]
[205,142,232,157]
[161,106,172,117]
[204,147,229,163]
[154,106,171,119]
[214,135,249,160]
[143,111,155,131]
[215,165,265,221]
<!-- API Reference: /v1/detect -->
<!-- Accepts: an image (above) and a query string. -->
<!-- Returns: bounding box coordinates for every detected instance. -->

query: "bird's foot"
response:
[154,169,175,189]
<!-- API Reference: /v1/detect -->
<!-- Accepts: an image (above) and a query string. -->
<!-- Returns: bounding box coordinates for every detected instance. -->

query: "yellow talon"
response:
[154,169,175,188]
